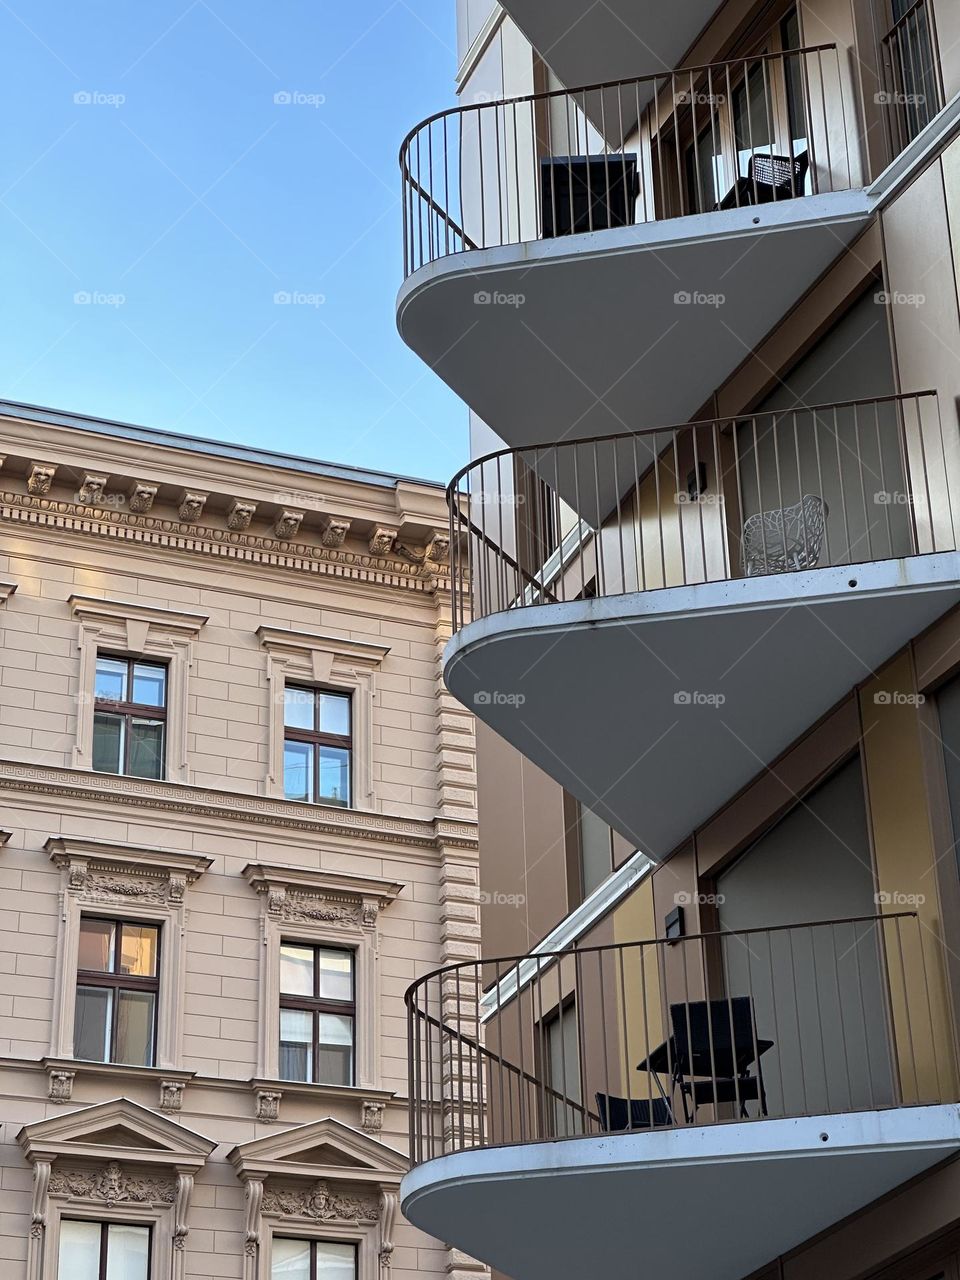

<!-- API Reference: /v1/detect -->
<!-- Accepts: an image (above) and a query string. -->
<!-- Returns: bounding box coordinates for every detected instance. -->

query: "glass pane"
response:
[733,62,774,156]
[318,746,350,807]
[115,989,156,1066]
[128,718,164,780]
[316,1242,356,1280]
[119,924,159,977]
[579,805,613,898]
[132,661,166,708]
[280,944,314,997]
[94,656,127,702]
[317,949,353,1002]
[75,985,112,1061]
[317,1013,354,1085]
[279,1008,313,1081]
[318,692,350,737]
[272,1238,311,1280]
[106,1223,150,1280]
[284,740,314,802]
[93,711,124,774]
[284,686,315,730]
[78,918,115,972]
[59,1219,101,1280]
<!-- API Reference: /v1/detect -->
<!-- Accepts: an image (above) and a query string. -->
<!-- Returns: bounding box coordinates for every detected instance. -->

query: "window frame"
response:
[92,654,169,780]
[278,942,357,1087]
[74,917,161,1068]
[58,1217,153,1280]
[271,1236,357,1280]
[282,684,353,808]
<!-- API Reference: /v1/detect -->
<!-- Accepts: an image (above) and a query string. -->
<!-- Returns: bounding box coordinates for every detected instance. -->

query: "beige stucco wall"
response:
[0,410,484,1280]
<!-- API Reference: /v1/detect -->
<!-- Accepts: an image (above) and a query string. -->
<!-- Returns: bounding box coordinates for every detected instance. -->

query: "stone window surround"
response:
[18,1096,215,1280]
[256,627,390,810]
[69,594,209,785]
[243,863,402,1093]
[46,836,212,1073]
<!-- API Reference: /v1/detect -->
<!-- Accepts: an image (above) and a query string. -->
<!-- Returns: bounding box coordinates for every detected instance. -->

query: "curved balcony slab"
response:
[398,193,874,452]
[401,1106,960,1280]
[444,552,960,856]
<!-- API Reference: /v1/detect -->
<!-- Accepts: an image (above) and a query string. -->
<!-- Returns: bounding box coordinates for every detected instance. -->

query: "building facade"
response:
[398,3,960,1280]
[0,402,483,1280]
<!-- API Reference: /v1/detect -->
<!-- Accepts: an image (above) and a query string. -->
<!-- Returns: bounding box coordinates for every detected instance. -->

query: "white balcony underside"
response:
[398,194,874,452]
[444,554,960,856]
[494,0,724,124]
[401,1107,960,1280]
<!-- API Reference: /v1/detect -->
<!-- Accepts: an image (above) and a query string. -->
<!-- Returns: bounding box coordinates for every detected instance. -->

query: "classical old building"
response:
[397,3,960,1280]
[0,400,482,1280]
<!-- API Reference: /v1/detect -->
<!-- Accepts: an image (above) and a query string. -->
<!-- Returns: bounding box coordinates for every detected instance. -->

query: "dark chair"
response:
[717,151,809,210]
[540,154,638,238]
[596,1091,673,1132]
[669,998,768,1122]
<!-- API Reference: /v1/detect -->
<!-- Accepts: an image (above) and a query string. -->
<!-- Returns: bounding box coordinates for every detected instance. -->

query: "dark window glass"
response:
[92,655,167,780]
[279,942,355,1085]
[74,919,159,1066]
[283,687,352,807]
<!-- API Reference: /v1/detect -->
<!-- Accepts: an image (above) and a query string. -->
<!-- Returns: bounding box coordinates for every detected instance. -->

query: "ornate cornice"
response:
[243,863,403,929]
[68,593,208,636]
[49,1163,176,1206]
[0,760,479,850]
[0,490,454,592]
[262,1180,379,1223]
[256,626,390,669]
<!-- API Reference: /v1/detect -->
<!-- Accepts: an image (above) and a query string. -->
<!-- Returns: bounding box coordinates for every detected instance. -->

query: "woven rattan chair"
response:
[742,494,828,576]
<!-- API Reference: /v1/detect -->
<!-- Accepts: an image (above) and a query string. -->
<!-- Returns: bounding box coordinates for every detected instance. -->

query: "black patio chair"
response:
[717,150,809,209]
[596,1091,673,1132]
[669,998,769,1122]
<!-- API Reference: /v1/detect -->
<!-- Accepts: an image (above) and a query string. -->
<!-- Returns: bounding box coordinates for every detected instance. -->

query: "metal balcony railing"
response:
[446,391,955,634]
[881,0,945,156]
[401,45,853,277]
[406,913,957,1166]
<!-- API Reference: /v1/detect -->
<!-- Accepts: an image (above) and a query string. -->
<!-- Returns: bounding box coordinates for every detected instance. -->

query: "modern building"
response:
[397,3,960,1280]
[0,401,484,1280]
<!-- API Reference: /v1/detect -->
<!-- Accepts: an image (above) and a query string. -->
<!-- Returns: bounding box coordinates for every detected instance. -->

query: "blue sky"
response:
[0,1,464,482]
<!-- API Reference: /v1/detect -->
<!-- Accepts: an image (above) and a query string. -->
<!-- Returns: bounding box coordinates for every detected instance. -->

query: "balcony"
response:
[399,47,874,450]
[880,0,946,156]
[443,392,960,855]
[402,915,960,1280]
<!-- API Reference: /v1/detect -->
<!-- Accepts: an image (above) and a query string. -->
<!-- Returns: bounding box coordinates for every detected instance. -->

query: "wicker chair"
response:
[741,494,828,576]
[749,150,810,200]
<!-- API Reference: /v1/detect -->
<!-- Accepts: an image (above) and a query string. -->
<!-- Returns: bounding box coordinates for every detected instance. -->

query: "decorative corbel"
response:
[27,462,57,496]
[128,481,158,513]
[76,473,108,506]
[178,491,208,523]
[47,1068,75,1103]
[379,1190,398,1274]
[242,1177,264,1280]
[273,509,304,540]
[368,526,397,556]
[172,1171,194,1279]
[255,1088,282,1122]
[26,1160,50,1280]
[426,531,451,564]
[228,499,257,531]
[321,517,350,547]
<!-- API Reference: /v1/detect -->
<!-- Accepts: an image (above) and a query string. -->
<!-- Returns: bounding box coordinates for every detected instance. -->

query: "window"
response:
[59,1219,150,1280]
[92,655,167,779]
[74,918,160,1066]
[279,943,355,1085]
[565,796,615,906]
[283,686,352,807]
[542,1002,582,1137]
[272,1239,356,1280]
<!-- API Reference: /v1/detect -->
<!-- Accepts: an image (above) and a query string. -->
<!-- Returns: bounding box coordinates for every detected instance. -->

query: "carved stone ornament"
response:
[274,509,304,540]
[49,1162,176,1205]
[360,1100,385,1134]
[255,1090,282,1123]
[262,1179,379,1223]
[320,517,350,548]
[47,1069,75,1104]
[178,490,207,523]
[77,473,108,506]
[368,526,397,556]
[27,462,57,496]
[159,1080,185,1113]
[128,481,158,513]
[425,532,450,564]
[65,860,188,906]
[263,884,363,928]
[227,499,257,531]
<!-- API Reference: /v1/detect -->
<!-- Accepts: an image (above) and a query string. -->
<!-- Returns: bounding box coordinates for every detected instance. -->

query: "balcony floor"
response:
[445,553,960,856]
[398,193,874,453]
[402,1106,960,1280]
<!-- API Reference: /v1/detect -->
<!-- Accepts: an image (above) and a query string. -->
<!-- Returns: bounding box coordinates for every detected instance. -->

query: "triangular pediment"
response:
[18,1097,215,1170]
[229,1116,408,1185]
